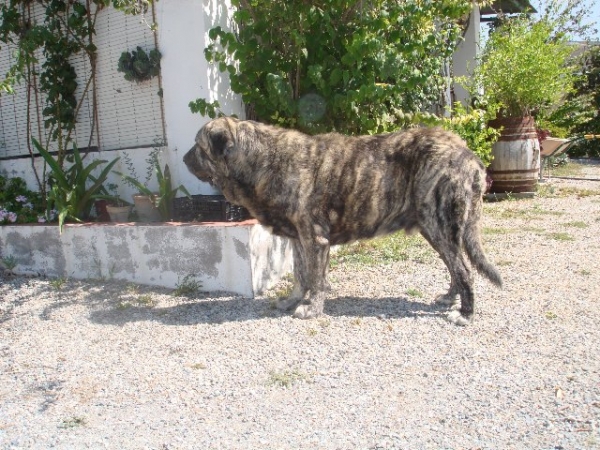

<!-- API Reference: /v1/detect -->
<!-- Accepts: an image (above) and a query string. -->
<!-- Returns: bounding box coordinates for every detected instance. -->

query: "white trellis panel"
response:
[0,2,165,160]
[93,5,165,151]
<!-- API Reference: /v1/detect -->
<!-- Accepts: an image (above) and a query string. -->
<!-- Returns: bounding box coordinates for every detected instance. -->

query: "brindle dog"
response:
[184,117,502,325]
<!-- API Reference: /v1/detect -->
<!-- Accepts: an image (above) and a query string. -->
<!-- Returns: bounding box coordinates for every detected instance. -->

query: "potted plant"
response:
[104,183,132,222]
[115,150,190,222]
[471,15,576,193]
[34,139,120,232]
[117,46,161,84]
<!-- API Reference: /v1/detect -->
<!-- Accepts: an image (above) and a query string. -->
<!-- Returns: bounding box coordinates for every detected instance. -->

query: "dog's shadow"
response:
[88,294,445,327]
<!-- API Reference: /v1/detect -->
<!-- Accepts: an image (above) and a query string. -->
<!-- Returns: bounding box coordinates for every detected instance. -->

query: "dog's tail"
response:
[464,221,503,288]
[464,169,503,288]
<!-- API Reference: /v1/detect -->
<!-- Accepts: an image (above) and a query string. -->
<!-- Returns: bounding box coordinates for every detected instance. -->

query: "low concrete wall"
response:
[0,220,293,297]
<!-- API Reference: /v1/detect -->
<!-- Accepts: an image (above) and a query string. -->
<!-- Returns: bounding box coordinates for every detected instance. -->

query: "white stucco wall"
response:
[451,3,481,106]
[157,0,243,196]
[0,221,292,297]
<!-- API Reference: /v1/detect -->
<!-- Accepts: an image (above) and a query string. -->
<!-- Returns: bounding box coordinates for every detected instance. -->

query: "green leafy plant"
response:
[439,101,500,166]
[172,274,202,297]
[118,46,161,83]
[1,255,17,272]
[0,176,47,224]
[49,276,68,290]
[267,369,310,388]
[566,45,600,158]
[0,1,160,200]
[34,138,120,231]
[192,1,476,135]
[116,155,190,221]
[472,15,576,118]
[105,183,131,207]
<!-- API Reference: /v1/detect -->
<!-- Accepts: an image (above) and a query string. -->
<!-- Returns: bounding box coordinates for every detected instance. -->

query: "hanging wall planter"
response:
[118,46,161,83]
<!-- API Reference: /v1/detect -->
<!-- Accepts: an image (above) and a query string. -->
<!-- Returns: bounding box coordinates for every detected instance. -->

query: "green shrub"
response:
[191,0,474,135]
[474,15,576,118]
[440,102,500,166]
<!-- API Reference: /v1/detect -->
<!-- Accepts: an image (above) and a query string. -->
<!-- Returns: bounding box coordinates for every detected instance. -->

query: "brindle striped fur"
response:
[184,117,502,325]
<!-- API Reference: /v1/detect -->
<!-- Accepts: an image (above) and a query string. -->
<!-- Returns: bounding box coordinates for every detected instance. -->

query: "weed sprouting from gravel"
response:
[330,231,434,268]
[483,226,512,235]
[59,416,86,429]
[351,317,363,326]
[136,294,156,307]
[318,318,331,328]
[496,260,514,267]
[521,226,547,234]
[549,232,575,242]
[126,283,140,294]
[173,275,202,297]
[268,370,310,388]
[557,187,600,198]
[405,288,424,298]
[49,277,67,290]
[563,221,588,228]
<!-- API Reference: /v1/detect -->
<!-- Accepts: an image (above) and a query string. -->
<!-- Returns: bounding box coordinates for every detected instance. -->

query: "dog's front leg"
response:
[275,239,307,311]
[292,233,331,320]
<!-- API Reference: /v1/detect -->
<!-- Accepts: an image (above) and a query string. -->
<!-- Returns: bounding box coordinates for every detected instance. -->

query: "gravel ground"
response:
[1,166,600,449]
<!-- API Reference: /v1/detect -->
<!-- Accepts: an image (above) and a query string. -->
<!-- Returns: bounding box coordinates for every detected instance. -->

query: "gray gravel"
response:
[1,171,600,449]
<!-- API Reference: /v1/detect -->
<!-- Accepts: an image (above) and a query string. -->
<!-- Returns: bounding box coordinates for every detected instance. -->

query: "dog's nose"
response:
[183,146,196,166]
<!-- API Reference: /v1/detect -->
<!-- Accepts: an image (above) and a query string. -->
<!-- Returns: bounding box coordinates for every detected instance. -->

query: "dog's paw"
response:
[447,310,472,327]
[293,304,321,320]
[435,292,459,307]
[275,296,302,311]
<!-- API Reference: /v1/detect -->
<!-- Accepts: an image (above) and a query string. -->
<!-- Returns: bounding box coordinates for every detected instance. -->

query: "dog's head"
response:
[184,117,239,186]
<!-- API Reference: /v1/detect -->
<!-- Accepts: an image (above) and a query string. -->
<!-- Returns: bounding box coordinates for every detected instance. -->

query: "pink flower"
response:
[38,216,47,223]
[7,212,17,223]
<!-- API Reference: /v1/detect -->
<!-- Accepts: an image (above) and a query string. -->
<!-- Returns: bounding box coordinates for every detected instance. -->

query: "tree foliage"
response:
[475,15,576,118]
[567,45,600,157]
[191,0,477,135]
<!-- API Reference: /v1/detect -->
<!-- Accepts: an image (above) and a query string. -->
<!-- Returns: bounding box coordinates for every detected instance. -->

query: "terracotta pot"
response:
[106,204,132,223]
[132,194,161,222]
[94,200,110,222]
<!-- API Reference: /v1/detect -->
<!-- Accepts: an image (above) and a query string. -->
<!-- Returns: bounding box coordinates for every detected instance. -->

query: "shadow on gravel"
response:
[87,294,444,327]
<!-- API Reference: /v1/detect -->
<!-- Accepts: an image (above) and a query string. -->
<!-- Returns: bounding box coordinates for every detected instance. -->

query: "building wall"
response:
[157,0,243,196]
[451,4,481,107]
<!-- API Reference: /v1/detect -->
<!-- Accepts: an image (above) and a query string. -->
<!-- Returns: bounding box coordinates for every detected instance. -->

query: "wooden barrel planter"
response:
[488,116,540,194]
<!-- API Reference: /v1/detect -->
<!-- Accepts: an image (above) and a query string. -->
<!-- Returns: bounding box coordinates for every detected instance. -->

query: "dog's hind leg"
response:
[292,232,331,320]
[418,191,475,325]
[421,227,474,326]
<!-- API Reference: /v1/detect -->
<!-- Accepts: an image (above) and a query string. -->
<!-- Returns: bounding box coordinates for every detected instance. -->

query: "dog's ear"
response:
[208,121,235,158]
